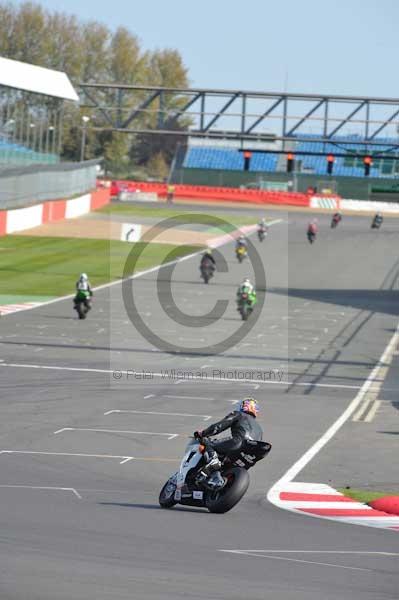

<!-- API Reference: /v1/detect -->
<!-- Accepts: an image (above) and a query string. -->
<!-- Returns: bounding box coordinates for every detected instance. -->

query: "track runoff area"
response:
[1,204,399,600]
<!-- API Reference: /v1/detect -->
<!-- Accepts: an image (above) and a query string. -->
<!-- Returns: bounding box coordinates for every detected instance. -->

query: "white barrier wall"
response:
[65,194,91,218]
[341,199,399,213]
[6,204,44,233]
[119,191,158,202]
[310,196,340,209]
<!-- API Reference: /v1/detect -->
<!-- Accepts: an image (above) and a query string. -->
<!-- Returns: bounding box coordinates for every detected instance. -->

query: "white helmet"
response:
[80,273,88,281]
[243,277,251,285]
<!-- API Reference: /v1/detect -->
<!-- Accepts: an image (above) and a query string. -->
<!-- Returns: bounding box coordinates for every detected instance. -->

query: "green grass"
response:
[99,203,258,228]
[338,488,399,504]
[0,236,201,297]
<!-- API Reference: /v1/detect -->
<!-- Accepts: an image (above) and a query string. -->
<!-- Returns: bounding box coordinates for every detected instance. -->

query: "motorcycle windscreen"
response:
[184,437,199,453]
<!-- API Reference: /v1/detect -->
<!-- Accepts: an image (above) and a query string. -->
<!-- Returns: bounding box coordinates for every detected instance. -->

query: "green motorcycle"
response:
[74,290,92,319]
[237,287,257,321]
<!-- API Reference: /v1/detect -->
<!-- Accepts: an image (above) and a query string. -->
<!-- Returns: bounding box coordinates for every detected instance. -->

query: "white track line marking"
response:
[0,363,365,390]
[1,219,283,318]
[144,394,155,399]
[0,484,82,499]
[352,397,374,422]
[364,399,382,423]
[0,450,179,463]
[267,322,399,506]
[219,550,371,572]
[163,395,215,400]
[0,450,134,461]
[53,427,179,440]
[220,550,399,556]
[104,409,212,421]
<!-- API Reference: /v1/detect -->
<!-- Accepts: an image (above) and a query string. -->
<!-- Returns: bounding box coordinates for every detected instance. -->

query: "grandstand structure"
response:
[0,58,102,210]
[0,57,78,166]
[80,83,399,195]
[183,135,399,179]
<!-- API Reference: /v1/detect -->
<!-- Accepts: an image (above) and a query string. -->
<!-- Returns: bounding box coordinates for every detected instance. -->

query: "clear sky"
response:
[12,0,399,98]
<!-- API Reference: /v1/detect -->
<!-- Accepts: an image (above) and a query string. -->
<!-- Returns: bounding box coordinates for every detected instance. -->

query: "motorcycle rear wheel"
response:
[205,467,249,514]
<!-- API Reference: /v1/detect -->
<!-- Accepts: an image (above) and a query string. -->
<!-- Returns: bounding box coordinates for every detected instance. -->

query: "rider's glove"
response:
[193,430,203,440]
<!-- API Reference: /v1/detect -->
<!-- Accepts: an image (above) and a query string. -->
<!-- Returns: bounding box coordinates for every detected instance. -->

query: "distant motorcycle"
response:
[307,230,316,244]
[159,435,271,514]
[258,225,268,242]
[237,289,255,321]
[74,291,92,319]
[236,246,247,263]
[371,214,383,229]
[331,214,342,228]
[200,259,215,284]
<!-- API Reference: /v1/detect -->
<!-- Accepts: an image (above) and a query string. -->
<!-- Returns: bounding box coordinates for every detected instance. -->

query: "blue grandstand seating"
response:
[0,137,59,166]
[183,136,399,179]
[183,147,278,173]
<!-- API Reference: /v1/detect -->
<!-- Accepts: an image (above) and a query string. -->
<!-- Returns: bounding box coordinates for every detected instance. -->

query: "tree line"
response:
[0,1,190,177]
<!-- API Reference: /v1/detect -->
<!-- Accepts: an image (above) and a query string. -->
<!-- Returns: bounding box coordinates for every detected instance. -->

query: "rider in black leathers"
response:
[194,398,262,473]
[200,248,216,268]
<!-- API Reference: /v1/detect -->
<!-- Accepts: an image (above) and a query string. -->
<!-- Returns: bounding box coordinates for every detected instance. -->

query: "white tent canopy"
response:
[0,56,79,102]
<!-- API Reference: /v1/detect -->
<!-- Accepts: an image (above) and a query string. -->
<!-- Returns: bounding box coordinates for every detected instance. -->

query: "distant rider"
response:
[193,398,263,483]
[235,235,248,251]
[332,212,342,223]
[200,248,216,268]
[308,219,318,235]
[74,273,93,310]
[236,277,257,306]
[258,217,268,231]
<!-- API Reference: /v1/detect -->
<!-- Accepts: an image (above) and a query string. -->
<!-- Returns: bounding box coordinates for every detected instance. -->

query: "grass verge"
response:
[0,236,201,297]
[99,203,258,228]
[338,488,399,504]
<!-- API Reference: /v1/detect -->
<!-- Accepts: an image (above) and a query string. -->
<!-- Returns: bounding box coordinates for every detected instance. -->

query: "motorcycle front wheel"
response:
[206,467,250,514]
[159,477,178,508]
[76,302,86,319]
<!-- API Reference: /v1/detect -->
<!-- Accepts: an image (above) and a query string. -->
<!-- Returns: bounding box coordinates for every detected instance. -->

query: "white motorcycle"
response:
[159,436,271,514]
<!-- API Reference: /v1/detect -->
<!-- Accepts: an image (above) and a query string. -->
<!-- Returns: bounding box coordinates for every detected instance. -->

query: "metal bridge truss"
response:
[79,84,399,157]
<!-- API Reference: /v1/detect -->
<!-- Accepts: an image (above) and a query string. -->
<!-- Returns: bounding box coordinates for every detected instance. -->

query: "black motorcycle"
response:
[200,259,215,284]
[371,215,383,229]
[159,436,271,514]
[307,230,316,244]
[258,226,268,242]
[331,215,342,228]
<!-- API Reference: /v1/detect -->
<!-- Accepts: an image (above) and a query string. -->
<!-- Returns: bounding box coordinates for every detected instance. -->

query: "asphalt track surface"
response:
[1,208,399,599]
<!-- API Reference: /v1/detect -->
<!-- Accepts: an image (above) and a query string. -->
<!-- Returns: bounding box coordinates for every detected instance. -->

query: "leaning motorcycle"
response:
[371,216,383,229]
[74,290,92,319]
[236,246,247,263]
[159,436,271,514]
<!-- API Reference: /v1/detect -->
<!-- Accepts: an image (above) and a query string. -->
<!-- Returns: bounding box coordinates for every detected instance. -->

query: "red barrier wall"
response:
[0,186,111,237]
[0,210,6,235]
[111,180,310,207]
[42,200,66,223]
[91,188,111,210]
